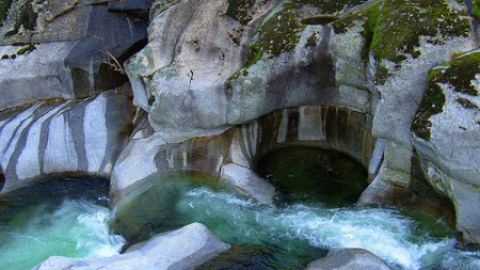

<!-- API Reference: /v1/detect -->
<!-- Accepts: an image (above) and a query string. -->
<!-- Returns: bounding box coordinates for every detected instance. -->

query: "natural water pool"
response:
[0,177,125,270]
[1,146,480,270]
[0,199,125,270]
[114,176,480,270]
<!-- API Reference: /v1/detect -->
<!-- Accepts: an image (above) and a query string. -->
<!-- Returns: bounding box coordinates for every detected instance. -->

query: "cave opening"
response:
[255,146,369,206]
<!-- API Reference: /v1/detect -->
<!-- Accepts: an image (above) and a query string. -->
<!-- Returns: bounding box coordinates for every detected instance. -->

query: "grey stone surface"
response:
[0,0,148,112]
[0,42,77,111]
[0,87,134,192]
[111,105,373,205]
[220,163,276,204]
[125,0,370,136]
[306,249,391,270]
[32,222,230,270]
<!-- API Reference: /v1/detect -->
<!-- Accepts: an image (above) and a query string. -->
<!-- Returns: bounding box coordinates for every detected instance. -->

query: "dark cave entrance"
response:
[255,146,368,206]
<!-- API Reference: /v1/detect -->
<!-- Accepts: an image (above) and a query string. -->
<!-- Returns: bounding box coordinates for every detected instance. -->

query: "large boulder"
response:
[412,50,480,243]
[32,222,230,270]
[125,0,371,137]
[0,87,135,192]
[306,249,391,270]
[0,0,149,111]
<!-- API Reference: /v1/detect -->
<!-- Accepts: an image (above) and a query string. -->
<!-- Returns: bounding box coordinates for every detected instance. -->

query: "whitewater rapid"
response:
[0,199,125,270]
[174,187,480,270]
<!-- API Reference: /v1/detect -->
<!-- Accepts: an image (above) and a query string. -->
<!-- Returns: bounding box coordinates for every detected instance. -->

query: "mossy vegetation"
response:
[226,0,256,25]
[434,51,480,96]
[334,0,471,84]
[473,0,480,17]
[414,52,480,140]
[16,43,35,55]
[252,7,305,57]
[4,0,38,37]
[412,68,447,140]
[1,43,36,60]
[0,0,13,27]
[227,3,305,83]
[369,0,470,63]
[305,32,317,47]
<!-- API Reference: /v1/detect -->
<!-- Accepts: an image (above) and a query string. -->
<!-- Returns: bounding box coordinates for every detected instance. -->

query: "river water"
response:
[1,170,480,269]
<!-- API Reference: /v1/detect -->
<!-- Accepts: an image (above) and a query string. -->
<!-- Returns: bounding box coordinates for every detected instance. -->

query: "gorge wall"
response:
[1,0,480,246]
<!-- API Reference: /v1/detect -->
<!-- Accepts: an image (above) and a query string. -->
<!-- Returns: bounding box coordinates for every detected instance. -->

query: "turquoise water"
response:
[112,174,480,270]
[0,198,125,270]
[177,186,480,270]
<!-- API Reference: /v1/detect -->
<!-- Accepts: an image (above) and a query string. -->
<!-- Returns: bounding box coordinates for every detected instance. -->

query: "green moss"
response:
[227,4,304,83]
[435,52,480,96]
[227,45,264,82]
[226,0,255,25]
[412,68,447,140]
[369,0,470,63]
[335,0,470,86]
[414,51,480,140]
[473,0,480,17]
[252,7,305,57]
[0,0,13,27]
[4,0,37,37]
[332,0,382,33]
[305,33,317,47]
[374,63,391,85]
[16,43,35,55]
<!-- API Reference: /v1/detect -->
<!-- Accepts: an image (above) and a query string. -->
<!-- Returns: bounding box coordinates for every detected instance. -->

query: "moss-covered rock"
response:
[334,0,471,85]
[15,43,35,55]
[433,51,480,96]
[473,0,480,17]
[413,51,480,140]
[226,0,256,25]
[251,6,305,57]
[412,68,447,140]
[3,0,38,37]
[370,0,470,63]
[0,0,13,27]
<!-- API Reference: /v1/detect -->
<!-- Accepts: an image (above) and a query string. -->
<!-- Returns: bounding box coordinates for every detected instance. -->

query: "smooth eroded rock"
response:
[0,87,134,193]
[305,249,391,270]
[32,222,230,270]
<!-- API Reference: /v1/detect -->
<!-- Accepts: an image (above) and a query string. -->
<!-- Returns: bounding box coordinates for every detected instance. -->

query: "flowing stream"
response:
[1,151,480,270]
[112,175,480,270]
[0,178,125,270]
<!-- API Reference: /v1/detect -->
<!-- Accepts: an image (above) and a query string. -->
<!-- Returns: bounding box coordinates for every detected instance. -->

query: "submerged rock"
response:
[306,249,391,270]
[32,222,230,270]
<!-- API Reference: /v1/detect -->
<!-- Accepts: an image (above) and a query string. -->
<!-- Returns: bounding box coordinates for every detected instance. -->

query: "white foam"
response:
[180,187,468,270]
